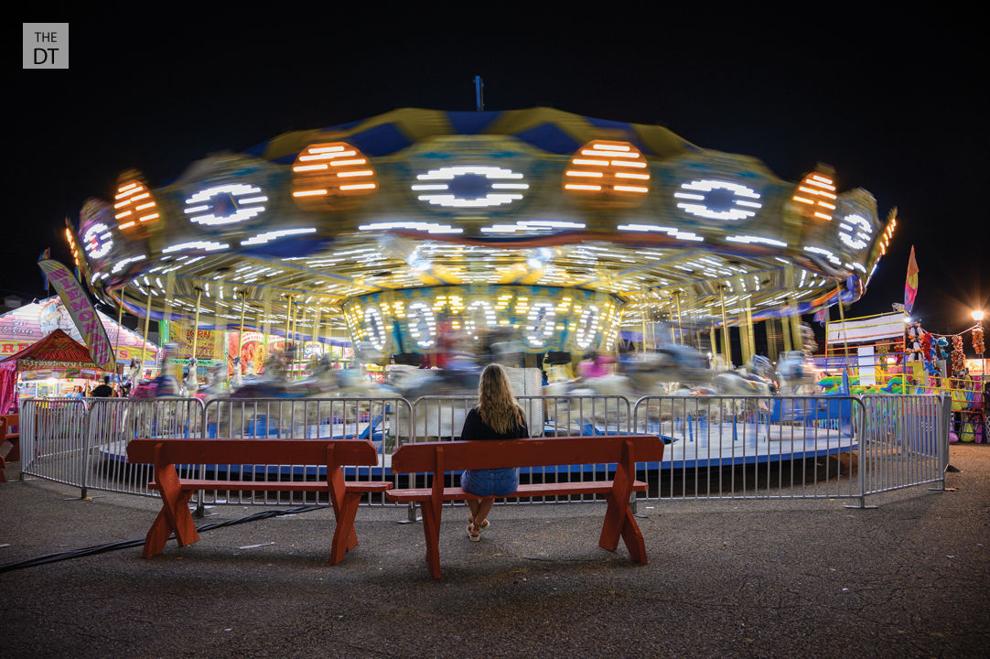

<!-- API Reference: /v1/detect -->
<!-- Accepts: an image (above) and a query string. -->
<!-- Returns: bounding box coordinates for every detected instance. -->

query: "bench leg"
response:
[0,455,6,483]
[329,492,362,565]
[143,490,198,558]
[618,506,648,565]
[598,494,647,564]
[144,462,200,559]
[420,503,443,580]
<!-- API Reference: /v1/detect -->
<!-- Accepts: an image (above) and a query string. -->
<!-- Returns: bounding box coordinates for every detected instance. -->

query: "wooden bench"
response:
[126,439,389,564]
[0,414,19,484]
[387,434,664,579]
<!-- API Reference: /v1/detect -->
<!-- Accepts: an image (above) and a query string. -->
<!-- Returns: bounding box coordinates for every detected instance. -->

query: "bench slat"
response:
[387,480,648,502]
[150,480,392,493]
[391,436,662,473]
[128,439,380,467]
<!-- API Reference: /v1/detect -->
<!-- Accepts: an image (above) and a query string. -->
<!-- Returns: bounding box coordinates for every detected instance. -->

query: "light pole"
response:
[972,309,986,379]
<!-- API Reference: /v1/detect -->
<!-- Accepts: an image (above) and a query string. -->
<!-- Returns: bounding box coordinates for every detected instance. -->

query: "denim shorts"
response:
[461,468,519,497]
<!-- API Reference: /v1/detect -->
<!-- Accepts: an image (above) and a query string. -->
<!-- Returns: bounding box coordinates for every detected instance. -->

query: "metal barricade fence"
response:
[15,393,949,508]
[84,398,204,498]
[859,394,947,496]
[632,395,867,502]
[201,397,412,506]
[19,398,90,490]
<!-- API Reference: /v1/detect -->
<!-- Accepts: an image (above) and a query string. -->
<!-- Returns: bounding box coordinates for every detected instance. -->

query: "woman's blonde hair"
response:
[477,363,525,434]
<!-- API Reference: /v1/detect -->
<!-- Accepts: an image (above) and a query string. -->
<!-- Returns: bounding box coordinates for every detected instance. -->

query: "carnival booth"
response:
[0,297,158,376]
[0,329,104,413]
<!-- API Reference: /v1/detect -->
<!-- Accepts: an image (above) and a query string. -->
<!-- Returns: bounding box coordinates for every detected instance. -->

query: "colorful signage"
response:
[37,259,115,370]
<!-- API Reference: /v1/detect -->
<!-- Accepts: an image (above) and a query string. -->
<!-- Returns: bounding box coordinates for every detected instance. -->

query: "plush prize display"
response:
[951,335,966,373]
[906,321,924,362]
[973,325,985,356]
[935,336,950,361]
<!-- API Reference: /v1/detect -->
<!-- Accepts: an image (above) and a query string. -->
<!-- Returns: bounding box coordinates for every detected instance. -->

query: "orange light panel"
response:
[563,140,650,201]
[292,142,377,209]
[792,170,837,221]
[114,172,159,231]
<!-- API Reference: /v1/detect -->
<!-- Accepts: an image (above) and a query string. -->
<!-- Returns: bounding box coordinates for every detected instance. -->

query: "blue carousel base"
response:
[99,416,857,479]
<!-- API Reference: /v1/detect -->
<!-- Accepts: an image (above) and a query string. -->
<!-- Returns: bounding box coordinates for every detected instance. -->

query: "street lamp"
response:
[972,309,986,380]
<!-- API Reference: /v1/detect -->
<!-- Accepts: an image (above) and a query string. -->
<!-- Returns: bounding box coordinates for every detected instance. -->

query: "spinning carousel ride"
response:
[67,108,895,378]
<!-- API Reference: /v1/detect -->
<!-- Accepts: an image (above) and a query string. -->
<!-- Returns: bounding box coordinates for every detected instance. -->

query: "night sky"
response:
[10,10,987,335]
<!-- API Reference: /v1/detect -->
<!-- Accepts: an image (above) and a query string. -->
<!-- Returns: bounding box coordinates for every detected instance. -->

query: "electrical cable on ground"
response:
[0,503,327,574]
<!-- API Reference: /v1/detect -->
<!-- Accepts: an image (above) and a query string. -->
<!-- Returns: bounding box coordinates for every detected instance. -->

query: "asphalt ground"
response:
[1,446,988,658]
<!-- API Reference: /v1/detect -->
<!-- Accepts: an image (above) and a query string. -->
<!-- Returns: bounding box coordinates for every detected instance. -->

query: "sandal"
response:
[467,522,481,542]
[468,515,490,530]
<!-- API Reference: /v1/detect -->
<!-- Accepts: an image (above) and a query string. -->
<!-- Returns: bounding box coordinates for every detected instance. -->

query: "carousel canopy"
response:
[68,107,896,356]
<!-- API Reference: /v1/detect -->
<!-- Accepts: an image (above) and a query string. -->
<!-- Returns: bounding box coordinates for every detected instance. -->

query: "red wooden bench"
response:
[387,434,664,579]
[126,439,389,564]
[0,414,19,484]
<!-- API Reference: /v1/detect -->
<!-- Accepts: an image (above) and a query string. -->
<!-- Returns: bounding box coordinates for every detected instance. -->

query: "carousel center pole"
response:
[284,295,293,352]
[139,290,152,375]
[790,299,803,353]
[640,307,647,353]
[719,285,732,367]
[236,291,247,379]
[113,301,124,379]
[745,298,756,360]
[188,287,203,388]
[739,305,752,365]
[674,290,684,345]
[782,305,793,354]
[835,283,852,372]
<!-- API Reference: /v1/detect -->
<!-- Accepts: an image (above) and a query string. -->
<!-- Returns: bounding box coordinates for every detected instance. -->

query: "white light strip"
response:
[616,224,703,241]
[111,254,146,274]
[162,241,229,253]
[241,228,317,246]
[358,222,462,234]
[725,235,787,247]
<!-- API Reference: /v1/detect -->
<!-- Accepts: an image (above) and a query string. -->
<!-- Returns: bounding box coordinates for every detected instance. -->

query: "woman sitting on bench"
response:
[460,363,529,542]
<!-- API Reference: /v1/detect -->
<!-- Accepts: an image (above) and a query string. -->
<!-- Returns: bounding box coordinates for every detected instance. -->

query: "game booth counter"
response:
[0,329,108,413]
[0,297,159,376]
[157,320,354,384]
[823,311,987,442]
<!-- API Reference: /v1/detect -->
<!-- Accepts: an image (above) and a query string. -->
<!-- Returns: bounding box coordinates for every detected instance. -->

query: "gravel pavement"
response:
[1,445,988,658]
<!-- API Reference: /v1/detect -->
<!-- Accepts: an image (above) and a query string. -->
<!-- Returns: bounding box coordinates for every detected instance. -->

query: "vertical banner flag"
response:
[37,259,115,370]
[904,246,919,314]
[813,307,828,326]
